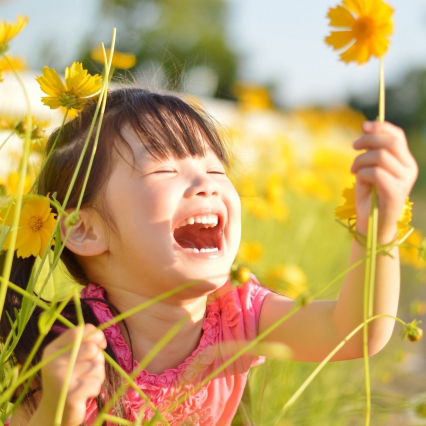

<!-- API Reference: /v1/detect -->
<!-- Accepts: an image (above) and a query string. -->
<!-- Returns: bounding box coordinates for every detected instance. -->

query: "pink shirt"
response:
[82,276,271,425]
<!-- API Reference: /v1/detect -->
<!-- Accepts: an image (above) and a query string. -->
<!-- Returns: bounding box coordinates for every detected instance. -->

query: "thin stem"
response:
[97,317,187,421]
[378,58,385,123]
[27,108,69,195]
[94,352,171,426]
[0,129,16,152]
[0,54,32,319]
[54,291,84,426]
[274,314,403,423]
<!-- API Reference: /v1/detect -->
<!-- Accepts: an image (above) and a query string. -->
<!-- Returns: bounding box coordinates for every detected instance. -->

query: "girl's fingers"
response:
[69,375,105,400]
[351,149,406,180]
[354,122,416,169]
[356,166,404,199]
[81,325,107,349]
[362,120,406,141]
[69,351,105,378]
[44,325,107,359]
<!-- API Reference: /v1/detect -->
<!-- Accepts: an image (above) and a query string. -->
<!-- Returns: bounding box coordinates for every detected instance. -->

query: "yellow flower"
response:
[1,195,56,258]
[36,62,102,110]
[335,184,357,220]
[91,46,137,70]
[266,264,308,299]
[238,241,264,264]
[0,56,26,83]
[0,114,18,130]
[325,0,393,64]
[0,172,33,196]
[399,229,426,269]
[290,169,334,202]
[0,55,26,71]
[0,15,28,54]
[335,184,413,232]
[233,82,272,110]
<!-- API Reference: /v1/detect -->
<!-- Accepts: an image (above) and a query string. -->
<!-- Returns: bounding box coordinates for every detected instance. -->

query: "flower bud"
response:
[401,320,423,342]
[65,211,80,228]
[230,264,251,286]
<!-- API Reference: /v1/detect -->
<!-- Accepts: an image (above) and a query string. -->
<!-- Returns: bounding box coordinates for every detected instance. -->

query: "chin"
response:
[168,268,231,298]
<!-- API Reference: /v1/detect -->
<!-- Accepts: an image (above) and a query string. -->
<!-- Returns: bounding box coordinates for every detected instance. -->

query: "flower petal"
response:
[36,66,66,96]
[39,227,52,257]
[327,5,356,28]
[367,34,389,57]
[343,0,365,15]
[14,227,33,248]
[325,31,354,50]
[41,96,63,109]
[340,39,371,64]
[42,213,57,235]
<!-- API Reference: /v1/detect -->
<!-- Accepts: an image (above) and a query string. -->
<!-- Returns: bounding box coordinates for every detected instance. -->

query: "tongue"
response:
[174,224,216,250]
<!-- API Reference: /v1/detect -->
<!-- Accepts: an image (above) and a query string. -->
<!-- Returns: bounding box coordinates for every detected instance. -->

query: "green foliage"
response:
[82,0,239,98]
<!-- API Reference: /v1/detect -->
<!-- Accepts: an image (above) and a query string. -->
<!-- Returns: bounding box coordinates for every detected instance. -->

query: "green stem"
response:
[0,54,32,320]
[27,108,69,195]
[19,294,73,377]
[33,32,117,298]
[274,313,403,423]
[362,55,385,426]
[0,129,16,152]
[93,353,170,426]
[96,317,188,421]
[54,290,84,426]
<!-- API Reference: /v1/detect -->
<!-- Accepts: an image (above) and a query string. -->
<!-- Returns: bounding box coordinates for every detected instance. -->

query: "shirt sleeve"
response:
[218,274,271,369]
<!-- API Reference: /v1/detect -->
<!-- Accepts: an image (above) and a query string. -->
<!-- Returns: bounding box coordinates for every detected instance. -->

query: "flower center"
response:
[353,16,375,40]
[28,215,43,231]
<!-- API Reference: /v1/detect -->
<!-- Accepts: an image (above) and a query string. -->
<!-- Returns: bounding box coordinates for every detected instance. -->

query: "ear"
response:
[60,209,108,256]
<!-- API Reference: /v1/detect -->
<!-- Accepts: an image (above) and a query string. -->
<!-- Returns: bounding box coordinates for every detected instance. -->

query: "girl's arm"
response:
[258,121,418,362]
[10,324,106,426]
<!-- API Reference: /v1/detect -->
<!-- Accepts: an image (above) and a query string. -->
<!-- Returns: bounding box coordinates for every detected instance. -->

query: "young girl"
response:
[3,87,418,425]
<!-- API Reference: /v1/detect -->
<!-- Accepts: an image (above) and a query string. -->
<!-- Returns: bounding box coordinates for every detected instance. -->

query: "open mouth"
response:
[173,213,223,254]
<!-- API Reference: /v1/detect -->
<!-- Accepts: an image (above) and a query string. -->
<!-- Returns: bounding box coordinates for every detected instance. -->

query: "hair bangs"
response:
[115,90,230,167]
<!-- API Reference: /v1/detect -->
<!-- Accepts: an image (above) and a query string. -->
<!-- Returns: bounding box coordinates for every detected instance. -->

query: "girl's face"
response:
[101,126,241,296]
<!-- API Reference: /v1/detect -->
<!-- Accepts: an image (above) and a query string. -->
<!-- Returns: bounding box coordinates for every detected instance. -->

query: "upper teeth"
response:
[176,214,219,228]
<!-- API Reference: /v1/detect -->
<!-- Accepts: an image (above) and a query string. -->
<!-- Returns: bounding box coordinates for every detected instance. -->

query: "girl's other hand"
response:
[34,324,107,426]
[350,121,418,243]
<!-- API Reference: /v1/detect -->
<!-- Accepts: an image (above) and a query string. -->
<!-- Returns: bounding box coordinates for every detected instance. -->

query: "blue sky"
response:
[2,0,426,106]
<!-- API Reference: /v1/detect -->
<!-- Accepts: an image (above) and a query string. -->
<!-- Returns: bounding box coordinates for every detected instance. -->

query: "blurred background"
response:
[1,0,426,424]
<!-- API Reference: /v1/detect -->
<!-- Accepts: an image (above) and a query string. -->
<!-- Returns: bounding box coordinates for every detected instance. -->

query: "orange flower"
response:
[325,0,393,64]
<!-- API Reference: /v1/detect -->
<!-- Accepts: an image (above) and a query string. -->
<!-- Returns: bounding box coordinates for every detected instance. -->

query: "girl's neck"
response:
[104,285,208,375]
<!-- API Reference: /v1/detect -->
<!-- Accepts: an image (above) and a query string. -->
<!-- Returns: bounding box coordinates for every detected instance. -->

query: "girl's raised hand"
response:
[33,324,107,426]
[350,121,418,243]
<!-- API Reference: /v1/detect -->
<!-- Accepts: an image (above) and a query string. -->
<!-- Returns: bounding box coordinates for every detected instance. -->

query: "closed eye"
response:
[153,169,176,173]
[208,171,226,175]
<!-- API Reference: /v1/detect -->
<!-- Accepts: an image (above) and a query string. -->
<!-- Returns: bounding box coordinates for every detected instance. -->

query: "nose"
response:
[184,173,219,198]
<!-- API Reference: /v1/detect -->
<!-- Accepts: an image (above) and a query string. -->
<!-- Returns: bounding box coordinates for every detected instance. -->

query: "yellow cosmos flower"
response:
[1,195,56,258]
[399,229,426,269]
[266,264,308,299]
[325,0,393,64]
[0,15,28,54]
[335,184,413,232]
[0,55,26,83]
[0,172,33,196]
[233,82,272,111]
[36,62,102,110]
[91,46,137,70]
[238,241,264,264]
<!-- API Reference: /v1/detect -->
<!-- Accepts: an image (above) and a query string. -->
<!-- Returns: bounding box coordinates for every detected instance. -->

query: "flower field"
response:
[1,11,426,426]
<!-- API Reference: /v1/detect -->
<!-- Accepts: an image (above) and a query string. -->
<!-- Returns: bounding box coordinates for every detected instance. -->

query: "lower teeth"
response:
[184,247,218,253]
